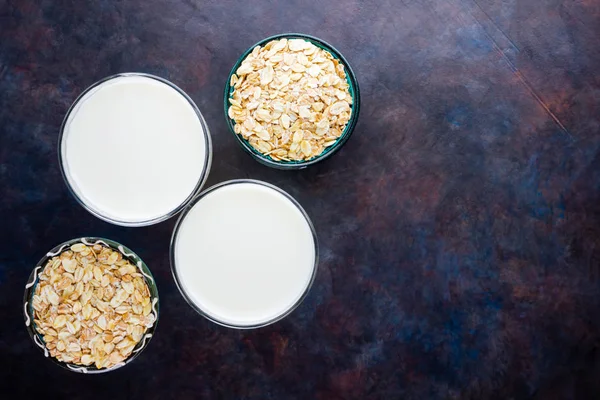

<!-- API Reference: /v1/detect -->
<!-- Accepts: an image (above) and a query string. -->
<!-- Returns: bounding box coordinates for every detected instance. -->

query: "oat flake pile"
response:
[228,38,353,161]
[31,243,156,370]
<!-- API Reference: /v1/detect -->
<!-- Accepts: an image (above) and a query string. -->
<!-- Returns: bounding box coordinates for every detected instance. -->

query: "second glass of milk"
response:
[59,73,212,226]
[170,180,319,328]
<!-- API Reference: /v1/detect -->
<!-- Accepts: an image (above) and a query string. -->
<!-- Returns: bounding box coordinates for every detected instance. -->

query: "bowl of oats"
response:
[224,33,360,169]
[23,237,159,373]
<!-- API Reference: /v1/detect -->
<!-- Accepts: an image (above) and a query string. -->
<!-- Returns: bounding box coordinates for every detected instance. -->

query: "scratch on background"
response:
[449,0,573,137]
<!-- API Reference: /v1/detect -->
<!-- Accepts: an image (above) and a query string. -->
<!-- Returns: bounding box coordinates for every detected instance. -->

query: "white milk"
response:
[61,74,209,225]
[173,181,317,327]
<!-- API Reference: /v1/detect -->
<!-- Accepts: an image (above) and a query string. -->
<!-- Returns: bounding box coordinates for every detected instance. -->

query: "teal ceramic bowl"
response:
[224,33,360,170]
[23,237,159,374]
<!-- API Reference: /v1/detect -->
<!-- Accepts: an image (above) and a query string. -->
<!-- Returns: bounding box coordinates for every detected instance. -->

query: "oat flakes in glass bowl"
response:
[23,237,159,374]
[224,33,360,170]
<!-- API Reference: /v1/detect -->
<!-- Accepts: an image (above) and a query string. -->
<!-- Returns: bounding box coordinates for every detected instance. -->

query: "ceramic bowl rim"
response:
[23,237,160,374]
[223,33,360,170]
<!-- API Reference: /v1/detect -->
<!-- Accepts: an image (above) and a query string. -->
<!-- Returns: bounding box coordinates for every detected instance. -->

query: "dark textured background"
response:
[1,0,600,398]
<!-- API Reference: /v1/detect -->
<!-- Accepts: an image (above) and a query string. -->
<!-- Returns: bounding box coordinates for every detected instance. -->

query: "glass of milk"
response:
[59,73,212,226]
[170,180,318,328]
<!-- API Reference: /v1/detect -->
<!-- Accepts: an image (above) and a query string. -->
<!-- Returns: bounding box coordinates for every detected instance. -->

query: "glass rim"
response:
[23,236,160,374]
[58,72,213,227]
[169,179,319,329]
[223,32,361,170]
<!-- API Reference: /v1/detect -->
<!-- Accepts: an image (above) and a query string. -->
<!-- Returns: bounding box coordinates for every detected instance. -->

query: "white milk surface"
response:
[62,75,208,223]
[174,182,316,327]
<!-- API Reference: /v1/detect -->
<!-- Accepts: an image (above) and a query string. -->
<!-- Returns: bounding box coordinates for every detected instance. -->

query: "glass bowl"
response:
[224,33,360,170]
[58,72,213,227]
[23,237,159,374]
[169,179,319,328]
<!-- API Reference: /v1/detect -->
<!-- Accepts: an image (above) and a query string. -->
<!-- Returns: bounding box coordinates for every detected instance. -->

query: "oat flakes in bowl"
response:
[224,33,360,170]
[23,237,159,373]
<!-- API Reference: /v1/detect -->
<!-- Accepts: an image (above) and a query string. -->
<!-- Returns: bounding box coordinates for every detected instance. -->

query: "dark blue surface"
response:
[1,0,600,398]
